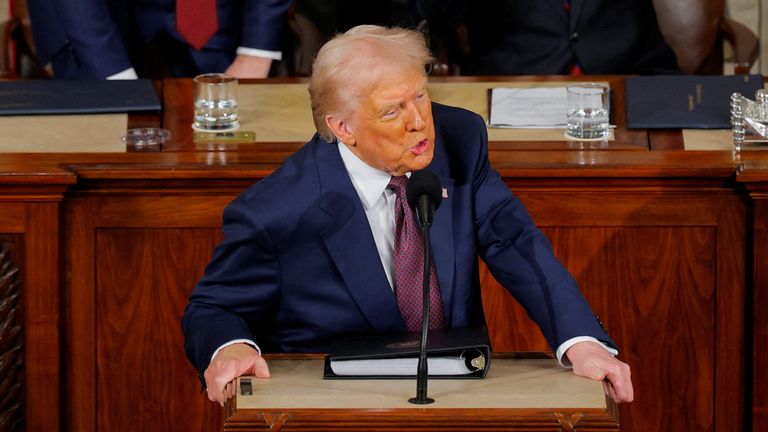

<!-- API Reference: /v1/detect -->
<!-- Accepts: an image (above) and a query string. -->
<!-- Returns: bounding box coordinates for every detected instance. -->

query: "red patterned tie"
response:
[388,175,445,332]
[176,0,219,50]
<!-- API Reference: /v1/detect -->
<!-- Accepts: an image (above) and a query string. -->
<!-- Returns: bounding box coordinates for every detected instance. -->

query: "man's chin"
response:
[407,153,434,173]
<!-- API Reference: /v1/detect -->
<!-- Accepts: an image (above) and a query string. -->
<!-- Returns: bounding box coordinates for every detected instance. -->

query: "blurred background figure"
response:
[25,0,291,79]
[0,0,48,78]
[288,0,409,76]
[410,0,681,75]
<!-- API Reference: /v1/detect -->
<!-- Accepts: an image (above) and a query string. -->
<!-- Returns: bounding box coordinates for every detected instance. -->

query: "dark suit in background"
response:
[412,0,680,75]
[27,0,291,79]
[182,102,615,373]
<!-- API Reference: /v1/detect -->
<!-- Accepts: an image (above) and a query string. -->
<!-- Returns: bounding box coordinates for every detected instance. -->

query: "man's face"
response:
[338,67,435,176]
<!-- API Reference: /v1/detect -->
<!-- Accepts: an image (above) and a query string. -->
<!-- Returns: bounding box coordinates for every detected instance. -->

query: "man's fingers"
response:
[203,343,267,405]
[603,362,634,403]
[250,354,271,378]
[568,341,634,403]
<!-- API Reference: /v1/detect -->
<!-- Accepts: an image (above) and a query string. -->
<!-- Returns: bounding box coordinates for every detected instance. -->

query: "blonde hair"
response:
[308,25,434,141]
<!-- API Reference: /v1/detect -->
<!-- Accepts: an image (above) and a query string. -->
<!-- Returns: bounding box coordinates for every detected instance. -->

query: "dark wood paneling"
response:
[0,241,23,432]
[482,226,716,432]
[66,194,232,431]
[0,200,64,432]
[23,203,63,432]
[752,198,768,430]
[94,228,221,431]
[479,184,746,432]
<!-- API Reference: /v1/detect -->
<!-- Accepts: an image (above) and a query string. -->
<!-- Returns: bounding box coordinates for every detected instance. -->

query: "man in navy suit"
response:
[27,0,291,79]
[412,0,679,75]
[182,25,634,405]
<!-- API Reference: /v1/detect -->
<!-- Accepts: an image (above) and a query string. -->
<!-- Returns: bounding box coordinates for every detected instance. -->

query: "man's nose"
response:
[406,105,426,131]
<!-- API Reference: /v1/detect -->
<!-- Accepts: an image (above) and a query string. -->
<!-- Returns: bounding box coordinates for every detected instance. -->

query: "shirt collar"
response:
[337,142,400,210]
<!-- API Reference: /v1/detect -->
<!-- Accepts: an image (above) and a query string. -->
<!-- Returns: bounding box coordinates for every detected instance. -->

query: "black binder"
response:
[323,326,492,379]
[0,79,161,115]
[625,74,764,129]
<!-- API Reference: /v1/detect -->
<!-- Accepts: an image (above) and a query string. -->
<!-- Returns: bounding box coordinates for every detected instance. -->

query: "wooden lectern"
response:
[224,354,619,431]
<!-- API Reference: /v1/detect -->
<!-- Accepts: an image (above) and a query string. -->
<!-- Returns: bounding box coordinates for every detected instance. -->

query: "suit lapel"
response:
[428,172,455,326]
[315,140,406,333]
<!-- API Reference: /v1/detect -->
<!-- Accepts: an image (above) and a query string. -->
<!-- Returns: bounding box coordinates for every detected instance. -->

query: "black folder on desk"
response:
[323,326,491,379]
[626,74,764,129]
[0,79,161,115]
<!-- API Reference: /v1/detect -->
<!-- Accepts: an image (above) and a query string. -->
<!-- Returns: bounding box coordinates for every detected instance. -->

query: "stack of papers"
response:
[489,87,568,128]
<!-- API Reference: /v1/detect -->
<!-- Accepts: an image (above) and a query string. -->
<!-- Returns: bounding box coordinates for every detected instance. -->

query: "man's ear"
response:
[325,114,355,145]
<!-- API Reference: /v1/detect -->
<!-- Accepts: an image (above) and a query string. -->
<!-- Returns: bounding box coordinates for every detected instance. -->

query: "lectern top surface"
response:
[233,358,607,410]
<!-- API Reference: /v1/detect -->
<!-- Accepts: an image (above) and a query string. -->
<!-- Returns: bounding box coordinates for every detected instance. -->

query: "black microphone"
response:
[406,169,443,228]
[405,169,442,405]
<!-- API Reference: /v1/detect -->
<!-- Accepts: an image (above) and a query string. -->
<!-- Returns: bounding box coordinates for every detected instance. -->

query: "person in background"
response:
[411,0,680,75]
[181,25,634,406]
[26,0,291,79]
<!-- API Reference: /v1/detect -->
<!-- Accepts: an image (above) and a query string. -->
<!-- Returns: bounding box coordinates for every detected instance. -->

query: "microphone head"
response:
[406,169,443,211]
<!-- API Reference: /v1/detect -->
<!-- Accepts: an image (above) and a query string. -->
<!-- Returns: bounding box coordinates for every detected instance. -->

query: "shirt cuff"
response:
[210,339,261,364]
[236,47,282,61]
[107,68,138,80]
[555,336,619,368]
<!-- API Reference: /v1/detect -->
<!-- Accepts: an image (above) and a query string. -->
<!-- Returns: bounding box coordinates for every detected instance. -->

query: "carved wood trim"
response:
[261,412,290,431]
[554,412,584,431]
[0,243,22,431]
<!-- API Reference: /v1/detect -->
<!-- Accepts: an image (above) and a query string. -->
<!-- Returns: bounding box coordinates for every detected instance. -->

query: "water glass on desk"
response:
[193,73,239,131]
[566,83,610,140]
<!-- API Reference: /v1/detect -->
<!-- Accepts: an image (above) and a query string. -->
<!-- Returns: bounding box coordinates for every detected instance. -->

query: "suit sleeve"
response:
[465,113,617,351]
[239,0,292,51]
[28,0,133,79]
[182,195,281,373]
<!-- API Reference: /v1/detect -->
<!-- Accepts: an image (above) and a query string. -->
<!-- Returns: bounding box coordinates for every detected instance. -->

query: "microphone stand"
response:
[409,203,435,405]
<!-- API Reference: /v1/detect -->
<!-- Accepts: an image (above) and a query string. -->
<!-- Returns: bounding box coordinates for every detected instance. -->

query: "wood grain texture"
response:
[94,228,222,431]
[23,203,63,432]
[753,198,768,430]
[0,199,65,432]
[0,242,22,432]
[479,183,744,432]
[65,192,233,431]
[743,174,768,431]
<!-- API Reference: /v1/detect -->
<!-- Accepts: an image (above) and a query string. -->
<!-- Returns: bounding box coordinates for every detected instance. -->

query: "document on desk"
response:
[328,352,484,377]
[489,87,568,128]
[324,326,491,379]
[0,79,160,115]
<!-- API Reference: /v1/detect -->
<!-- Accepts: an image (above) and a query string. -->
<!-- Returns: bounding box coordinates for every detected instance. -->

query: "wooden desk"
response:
[225,356,618,431]
[0,76,760,432]
[162,76,648,152]
[738,157,768,431]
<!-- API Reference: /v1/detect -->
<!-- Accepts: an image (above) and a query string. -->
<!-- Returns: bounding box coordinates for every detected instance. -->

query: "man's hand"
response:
[565,341,634,403]
[203,343,270,406]
[224,55,272,79]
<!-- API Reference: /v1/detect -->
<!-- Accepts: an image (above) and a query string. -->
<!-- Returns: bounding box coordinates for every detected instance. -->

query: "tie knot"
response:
[387,175,408,198]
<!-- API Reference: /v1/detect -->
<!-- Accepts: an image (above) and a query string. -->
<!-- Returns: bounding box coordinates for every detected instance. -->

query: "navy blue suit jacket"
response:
[414,0,679,75]
[182,103,616,373]
[28,0,290,79]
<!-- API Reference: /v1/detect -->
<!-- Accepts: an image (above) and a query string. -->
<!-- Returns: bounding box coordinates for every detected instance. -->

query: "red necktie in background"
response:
[564,0,583,75]
[388,175,446,332]
[176,0,218,50]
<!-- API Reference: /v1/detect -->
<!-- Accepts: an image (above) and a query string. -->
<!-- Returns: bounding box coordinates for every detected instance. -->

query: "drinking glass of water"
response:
[566,83,610,140]
[193,73,239,131]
